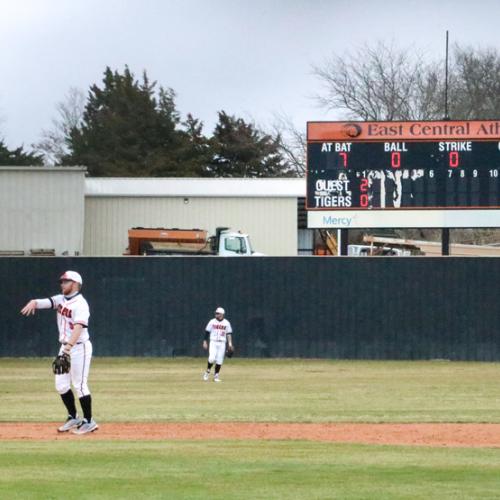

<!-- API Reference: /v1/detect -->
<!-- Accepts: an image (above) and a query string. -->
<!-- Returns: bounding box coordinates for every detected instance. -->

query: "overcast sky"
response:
[1,0,499,149]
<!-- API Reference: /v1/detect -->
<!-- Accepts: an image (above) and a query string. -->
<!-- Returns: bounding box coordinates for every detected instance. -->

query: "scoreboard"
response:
[307,120,500,228]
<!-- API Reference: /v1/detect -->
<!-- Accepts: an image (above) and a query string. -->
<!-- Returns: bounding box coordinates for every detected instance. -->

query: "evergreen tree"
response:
[176,113,213,176]
[65,66,200,176]
[0,139,43,166]
[207,111,292,177]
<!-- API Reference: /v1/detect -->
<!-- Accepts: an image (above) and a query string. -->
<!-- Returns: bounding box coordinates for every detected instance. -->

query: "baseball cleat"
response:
[214,375,221,382]
[203,371,209,381]
[57,416,83,432]
[72,418,98,434]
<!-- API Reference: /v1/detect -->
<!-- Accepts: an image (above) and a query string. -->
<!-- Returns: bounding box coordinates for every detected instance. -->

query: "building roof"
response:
[0,166,87,173]
[85,177,306,197]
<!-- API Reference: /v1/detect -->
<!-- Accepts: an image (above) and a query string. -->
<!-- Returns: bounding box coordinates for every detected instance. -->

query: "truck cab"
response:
[211,227,254,256]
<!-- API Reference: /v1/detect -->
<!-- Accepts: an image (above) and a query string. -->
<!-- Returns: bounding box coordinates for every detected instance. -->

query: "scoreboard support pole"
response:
[441,228,450,256]
[339,229,349,256]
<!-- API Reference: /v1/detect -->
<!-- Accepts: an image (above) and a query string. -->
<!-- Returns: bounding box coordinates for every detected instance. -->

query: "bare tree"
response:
[448,45,500,119]
[312,41,446,121]
[269,112,306,177]
[313,41,500,123]
[34,87,86,165]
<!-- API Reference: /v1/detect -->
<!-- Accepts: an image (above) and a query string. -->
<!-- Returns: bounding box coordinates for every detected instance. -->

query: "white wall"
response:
[0,167,86,255]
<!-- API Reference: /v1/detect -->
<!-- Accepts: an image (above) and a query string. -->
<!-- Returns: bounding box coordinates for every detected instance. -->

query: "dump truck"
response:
[125,227,261,256]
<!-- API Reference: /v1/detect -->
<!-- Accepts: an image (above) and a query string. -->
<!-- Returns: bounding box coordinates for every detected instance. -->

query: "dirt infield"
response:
[1,422,499,447]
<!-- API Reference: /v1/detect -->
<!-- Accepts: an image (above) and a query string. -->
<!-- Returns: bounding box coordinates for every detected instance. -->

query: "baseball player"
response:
[20,271,98,434]
[202,307,234,382]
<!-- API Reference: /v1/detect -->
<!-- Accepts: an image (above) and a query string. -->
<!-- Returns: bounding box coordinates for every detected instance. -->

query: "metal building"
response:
[0,166,86,256]
[0,169,306,256]
[84,178,306,256]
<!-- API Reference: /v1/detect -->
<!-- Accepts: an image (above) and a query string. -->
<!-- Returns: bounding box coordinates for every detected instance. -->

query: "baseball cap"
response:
[59,270,83,285]
[215,307,225,315]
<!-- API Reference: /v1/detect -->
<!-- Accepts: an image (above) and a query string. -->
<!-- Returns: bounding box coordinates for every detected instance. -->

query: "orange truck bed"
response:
[126,228,210,255]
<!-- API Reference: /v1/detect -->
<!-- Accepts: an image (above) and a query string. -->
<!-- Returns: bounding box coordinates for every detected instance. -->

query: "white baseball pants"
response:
[208,341,226,365]
[55,340,93,398]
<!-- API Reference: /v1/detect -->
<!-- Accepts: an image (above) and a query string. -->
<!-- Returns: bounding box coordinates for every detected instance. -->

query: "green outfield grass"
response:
[2,358,500,499]
[0,358,500,423]
[0,441,499,499]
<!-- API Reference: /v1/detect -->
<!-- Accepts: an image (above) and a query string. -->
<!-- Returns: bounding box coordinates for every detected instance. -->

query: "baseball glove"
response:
[226,345,234,358]
[52,353,71,375]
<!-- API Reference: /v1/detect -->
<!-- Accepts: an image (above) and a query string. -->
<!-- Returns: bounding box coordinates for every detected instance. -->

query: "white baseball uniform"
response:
[205,317,232,365]
[36,292,93,398]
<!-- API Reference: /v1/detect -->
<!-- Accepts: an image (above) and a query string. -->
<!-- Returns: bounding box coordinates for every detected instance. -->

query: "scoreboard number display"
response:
[306,120,500,228]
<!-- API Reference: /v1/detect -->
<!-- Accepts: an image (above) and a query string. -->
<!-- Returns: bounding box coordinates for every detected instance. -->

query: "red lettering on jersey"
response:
[58,306,72,319]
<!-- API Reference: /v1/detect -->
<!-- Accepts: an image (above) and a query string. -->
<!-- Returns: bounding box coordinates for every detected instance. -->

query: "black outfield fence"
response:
[2,257,499,360]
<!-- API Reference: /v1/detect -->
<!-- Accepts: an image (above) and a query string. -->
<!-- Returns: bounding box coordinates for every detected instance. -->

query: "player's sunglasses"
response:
[59,279,73,284]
